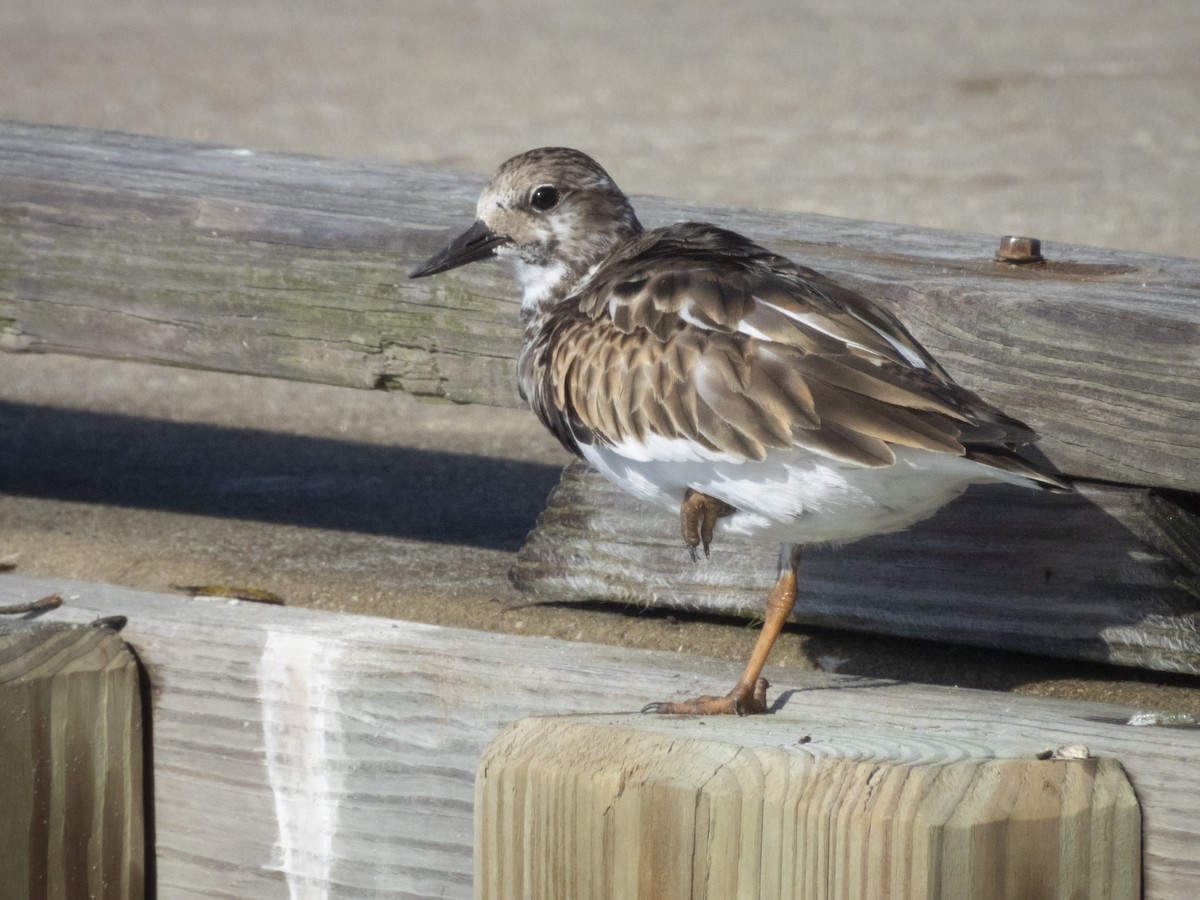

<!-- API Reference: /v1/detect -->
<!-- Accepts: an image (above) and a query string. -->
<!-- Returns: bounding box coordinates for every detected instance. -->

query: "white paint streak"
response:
[260,631,344,899]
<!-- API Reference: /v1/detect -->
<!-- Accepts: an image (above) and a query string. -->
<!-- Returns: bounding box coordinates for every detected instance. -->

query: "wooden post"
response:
[0,623,145,900]
[477,717,1141,900]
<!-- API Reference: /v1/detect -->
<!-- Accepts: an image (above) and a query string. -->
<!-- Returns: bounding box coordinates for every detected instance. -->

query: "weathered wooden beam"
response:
[0,621,145,900]
[3,575,1198,900]
[0,121,519,404]
[477,716,1140,900]
[0,121,1197,490]
[513,461,1200,675]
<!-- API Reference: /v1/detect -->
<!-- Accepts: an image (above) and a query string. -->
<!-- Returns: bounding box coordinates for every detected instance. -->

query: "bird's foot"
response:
[642,678,769,716]
[680,489,735,560]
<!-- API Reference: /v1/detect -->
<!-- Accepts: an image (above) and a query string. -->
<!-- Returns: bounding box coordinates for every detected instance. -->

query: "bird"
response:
[410,147,1069,715]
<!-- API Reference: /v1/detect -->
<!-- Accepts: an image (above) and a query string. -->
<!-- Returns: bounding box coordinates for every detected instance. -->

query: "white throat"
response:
[515,258,571,315]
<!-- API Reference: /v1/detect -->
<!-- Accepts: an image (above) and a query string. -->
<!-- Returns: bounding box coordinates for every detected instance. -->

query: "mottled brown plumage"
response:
[519,220,1056,485]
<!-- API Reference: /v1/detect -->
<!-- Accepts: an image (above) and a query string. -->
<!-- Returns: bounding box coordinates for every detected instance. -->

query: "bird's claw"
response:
[643,678,770,716]
[680,489,734,561]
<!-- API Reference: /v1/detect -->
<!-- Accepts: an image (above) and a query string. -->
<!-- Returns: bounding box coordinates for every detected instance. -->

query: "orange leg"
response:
[646,545,803,716]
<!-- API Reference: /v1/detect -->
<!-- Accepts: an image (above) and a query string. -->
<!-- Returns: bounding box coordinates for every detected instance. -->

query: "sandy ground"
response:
[2,0,1199,715]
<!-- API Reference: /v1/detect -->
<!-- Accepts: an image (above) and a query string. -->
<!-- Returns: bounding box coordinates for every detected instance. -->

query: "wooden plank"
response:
[477,716,1140,900]
[513,461,1200,675]
[0,121,1198,489]
[0,622,144,900]
[0,121,519,405]
[2,575,1197,899]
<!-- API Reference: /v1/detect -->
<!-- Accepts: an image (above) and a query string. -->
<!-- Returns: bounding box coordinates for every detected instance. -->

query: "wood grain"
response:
[477,716,1140,900]
[1,121,1198,489]
[514,460,1200,675]
[2,575,1196,899]
[0,622,144,900]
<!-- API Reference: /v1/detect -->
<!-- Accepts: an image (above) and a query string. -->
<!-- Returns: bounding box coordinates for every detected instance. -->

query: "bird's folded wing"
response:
[549,226,1039,468]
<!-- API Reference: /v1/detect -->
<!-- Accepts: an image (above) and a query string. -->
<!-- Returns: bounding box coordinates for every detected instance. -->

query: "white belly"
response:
[579,437,1036,545]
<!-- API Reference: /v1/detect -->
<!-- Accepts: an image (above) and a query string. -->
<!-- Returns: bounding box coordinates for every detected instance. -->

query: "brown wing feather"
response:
[523,222,1064,487]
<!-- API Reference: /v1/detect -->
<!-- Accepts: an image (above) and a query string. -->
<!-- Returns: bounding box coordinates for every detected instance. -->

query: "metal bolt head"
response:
[997,235,1044,264]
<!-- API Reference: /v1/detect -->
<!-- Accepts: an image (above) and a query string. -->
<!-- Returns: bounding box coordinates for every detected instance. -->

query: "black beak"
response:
[409,220,507,278]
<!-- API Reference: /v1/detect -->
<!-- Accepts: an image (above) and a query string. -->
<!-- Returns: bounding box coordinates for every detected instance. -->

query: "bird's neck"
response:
[516,258,575,321]
[516,218,644,322]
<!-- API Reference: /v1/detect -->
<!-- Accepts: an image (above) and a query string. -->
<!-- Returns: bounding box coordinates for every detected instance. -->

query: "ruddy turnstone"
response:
[411,147,1069,716]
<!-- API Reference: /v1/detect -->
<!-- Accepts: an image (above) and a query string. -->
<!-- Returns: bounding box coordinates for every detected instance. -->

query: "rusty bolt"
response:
[996,235,1044,264]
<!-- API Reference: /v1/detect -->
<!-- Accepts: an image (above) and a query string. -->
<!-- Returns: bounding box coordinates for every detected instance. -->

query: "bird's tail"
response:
[965,447,1073,492]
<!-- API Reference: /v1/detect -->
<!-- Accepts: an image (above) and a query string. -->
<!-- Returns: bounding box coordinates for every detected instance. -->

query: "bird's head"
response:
[410,147,643,314]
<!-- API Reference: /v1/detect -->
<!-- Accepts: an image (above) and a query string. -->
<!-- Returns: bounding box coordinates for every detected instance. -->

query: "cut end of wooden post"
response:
[475,716,1141,900]
[0,623,145,900]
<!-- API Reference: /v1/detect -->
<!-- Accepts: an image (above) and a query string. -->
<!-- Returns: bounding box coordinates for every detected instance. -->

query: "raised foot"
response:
[680,489,735,561]
[642,678,769,716]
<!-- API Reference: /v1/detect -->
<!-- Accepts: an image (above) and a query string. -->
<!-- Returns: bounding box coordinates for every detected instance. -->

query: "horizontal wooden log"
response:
[0,622,144,900]
[478,717,1140,900]
[1,121,1198,490]
[3,575,1197,899]
[513,461,1200,675]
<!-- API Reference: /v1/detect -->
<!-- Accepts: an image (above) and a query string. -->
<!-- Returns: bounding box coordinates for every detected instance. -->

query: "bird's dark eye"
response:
[530,185,560,212]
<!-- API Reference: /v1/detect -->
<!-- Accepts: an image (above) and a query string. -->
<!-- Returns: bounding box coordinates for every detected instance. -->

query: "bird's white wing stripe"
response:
[756,298,928,369]
[858,319,928,368]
